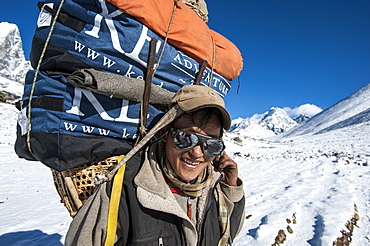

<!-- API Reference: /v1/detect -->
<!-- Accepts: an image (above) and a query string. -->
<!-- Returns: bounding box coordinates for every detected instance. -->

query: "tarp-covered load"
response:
[31,0,234,96]
[15,0,243,171]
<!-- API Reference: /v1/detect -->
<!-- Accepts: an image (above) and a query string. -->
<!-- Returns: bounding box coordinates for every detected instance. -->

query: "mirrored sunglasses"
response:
[170,128,225,157]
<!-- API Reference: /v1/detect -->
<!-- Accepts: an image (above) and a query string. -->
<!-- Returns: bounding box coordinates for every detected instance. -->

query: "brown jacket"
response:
[65,143,245,245]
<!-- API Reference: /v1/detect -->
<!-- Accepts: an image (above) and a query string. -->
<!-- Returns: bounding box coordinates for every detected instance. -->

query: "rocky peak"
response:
[0,22,30,84]
[259,107,298,134]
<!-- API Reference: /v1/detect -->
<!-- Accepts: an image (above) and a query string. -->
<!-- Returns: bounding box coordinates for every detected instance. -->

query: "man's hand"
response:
[213,152,239,186]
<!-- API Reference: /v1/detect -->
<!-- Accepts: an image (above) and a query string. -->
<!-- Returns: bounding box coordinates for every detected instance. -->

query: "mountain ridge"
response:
[229,104,321,139]
[274,83,370,141]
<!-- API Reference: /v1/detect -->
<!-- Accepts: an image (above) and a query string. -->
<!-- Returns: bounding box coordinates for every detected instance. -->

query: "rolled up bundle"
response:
[67,68,175,107]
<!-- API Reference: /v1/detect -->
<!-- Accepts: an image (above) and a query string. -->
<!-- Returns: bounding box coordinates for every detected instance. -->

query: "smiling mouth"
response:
[181,157,202,168]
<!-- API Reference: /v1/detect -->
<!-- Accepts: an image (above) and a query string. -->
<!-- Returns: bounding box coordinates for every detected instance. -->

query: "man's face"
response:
[164,112,222,182]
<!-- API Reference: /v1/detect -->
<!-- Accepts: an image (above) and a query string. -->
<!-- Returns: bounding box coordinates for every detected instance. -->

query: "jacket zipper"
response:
[187,196,192,220]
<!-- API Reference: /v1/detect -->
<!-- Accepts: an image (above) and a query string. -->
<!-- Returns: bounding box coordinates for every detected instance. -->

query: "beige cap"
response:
[170,85,231,130]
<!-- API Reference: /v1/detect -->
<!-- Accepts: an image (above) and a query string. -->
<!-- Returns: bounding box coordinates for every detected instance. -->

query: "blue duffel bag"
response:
[15,70,164,171]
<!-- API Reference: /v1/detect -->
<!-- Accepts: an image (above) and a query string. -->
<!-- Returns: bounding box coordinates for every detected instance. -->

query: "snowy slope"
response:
[275,83,370,140]
[224,83,370,245]
[228,123,370,245]
[0,103,71,246]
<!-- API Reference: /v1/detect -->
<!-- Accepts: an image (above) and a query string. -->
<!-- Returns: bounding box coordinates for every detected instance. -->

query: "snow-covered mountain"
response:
[259,107,298,134]
[283,103,322,119]
[0,22,31,100]
[228,83,370,146]
[229,104,320,139]
[274,83,370,141]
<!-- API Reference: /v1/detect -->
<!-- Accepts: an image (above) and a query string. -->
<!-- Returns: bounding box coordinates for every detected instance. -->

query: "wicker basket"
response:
[52,156,121,217]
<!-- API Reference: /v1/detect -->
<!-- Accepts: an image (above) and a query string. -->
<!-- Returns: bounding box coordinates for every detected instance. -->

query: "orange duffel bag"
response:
[106,0,243,80]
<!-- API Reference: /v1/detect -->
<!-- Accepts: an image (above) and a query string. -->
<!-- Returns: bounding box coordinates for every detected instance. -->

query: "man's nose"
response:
[188,144,204,158]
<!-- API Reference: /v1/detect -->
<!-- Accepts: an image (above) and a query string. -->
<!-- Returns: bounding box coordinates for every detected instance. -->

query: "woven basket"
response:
[52,156,121,217]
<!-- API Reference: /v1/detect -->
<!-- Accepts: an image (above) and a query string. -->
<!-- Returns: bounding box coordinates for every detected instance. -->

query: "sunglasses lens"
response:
[174,131,199,149]
[173,130,224,157]
[203,140,224,157]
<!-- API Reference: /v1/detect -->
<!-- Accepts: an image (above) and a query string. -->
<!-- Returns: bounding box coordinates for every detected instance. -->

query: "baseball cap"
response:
[170,85,231,130]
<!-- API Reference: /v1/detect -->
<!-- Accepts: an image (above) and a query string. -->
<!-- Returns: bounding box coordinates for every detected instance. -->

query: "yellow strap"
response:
[104,156,126,246]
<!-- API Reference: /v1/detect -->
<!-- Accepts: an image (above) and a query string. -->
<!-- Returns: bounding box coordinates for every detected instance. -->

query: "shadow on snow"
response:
[0,230,63,246]
[246,215,268,239]
[307,214,324,246]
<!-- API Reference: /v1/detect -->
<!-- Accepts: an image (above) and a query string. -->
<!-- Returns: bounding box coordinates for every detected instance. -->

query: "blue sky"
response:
[1,0,370,119]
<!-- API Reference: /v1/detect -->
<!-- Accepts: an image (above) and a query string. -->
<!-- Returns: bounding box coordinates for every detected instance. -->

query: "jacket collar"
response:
[134,142,189,218]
